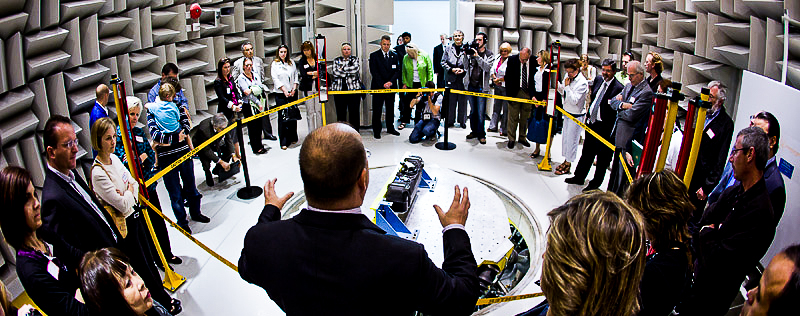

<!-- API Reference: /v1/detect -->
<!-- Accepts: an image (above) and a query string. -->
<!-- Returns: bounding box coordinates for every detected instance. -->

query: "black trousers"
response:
[573,122,614,187]
[607,147,632,196]
[122,210,172,307]
[275,93,299,147]
[372,92,396,133]
[243,103,265,152]
[334,94,361,129]
[144,186,174,260]
[399,82,421,124]
[200,148,233,180]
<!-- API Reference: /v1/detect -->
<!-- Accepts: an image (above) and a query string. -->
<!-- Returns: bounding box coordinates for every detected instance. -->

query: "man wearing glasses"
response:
[606,60,653,195]
[682,126,776,316]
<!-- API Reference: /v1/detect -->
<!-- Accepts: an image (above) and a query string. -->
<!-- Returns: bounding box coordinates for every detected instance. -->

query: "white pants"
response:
[303,90,323,133]
[561,115,583,162]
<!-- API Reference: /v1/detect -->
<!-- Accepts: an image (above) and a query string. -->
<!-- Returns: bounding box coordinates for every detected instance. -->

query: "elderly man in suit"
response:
[504,47,537,149]
[607,60,654,194]
[369,35,401,139]
[40,115,182,314]
[239,123,480,315]
[566,58,625,191]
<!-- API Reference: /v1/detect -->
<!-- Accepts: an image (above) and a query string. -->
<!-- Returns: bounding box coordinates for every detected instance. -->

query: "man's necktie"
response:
[589,82,607,124]
[522,62,528,90]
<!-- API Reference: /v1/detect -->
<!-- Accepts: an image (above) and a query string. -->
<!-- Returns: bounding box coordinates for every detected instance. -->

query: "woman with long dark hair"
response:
[297,41,322,133]
[214,57,242,121]
[80,248,172,316]
[0,166,89,316]
[271,44,301,150]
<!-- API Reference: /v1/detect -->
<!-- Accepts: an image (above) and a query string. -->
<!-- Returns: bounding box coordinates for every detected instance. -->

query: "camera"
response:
[463,40,479,55]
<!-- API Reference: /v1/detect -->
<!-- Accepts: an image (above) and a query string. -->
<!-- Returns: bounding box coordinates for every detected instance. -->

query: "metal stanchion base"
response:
[435,142,456,150]
[237,186,263,200]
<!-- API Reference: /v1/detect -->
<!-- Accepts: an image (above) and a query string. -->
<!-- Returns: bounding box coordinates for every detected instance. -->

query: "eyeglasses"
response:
[61,139,79,149]
[730,147,748,156]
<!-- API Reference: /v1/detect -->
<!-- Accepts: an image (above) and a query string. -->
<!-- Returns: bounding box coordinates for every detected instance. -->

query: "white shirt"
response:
[534,66,547,92]
[270,60,300,93]
[412,59,420,83]
[91,154,138,217]
[491,57,508,87]
[557,72,589,114]
[588,78,613,122]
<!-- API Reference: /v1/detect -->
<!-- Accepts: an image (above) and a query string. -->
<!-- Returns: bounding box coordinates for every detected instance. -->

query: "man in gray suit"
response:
[607,60,653,194]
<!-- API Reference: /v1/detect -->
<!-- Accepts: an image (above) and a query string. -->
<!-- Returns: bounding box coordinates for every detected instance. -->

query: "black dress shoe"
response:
[191,214,210,223]
[565,177,584,185]
[374,132,381,139]
[518,139,531,147]
[387,129,400,136]
[205,178,214,187]
[265,134,277,141]
[487,128,498,132]
[166,255,183,264]
[507,140,515,149]
[178,224,192,234]
[466,133,477,139]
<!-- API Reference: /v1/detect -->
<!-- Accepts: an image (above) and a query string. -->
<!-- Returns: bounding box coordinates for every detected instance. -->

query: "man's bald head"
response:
[519,47,532,64]
[299,123,367,206]
[96,84,110,106]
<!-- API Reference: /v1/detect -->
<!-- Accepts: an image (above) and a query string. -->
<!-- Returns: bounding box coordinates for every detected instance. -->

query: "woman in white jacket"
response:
[271,44,300,150]
[90,117,180,314]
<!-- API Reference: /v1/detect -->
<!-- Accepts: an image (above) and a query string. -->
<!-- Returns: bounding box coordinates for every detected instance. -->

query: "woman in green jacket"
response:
[400,43,434,127]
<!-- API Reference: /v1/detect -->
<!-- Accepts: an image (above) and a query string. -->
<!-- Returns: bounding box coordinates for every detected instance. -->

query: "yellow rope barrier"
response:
[476,292,545,305]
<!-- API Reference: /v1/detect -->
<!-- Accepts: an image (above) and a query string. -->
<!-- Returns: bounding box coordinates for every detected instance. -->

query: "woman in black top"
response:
[297,41,322,133]
[214,57,243,122]
[626,169,694,316]
[0,166,88,316]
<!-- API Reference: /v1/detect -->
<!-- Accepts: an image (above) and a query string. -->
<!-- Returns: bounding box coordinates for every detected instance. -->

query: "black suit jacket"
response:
[191,117,235,164]
[16,232,89,316]
[433,44,444,74]
[689,109,734,194]
[41,168,120,252]
[239,206,481,316]
[214,77,241,121]
[369,49,401,89]
[505,55,537,99]
[588,76,624,136]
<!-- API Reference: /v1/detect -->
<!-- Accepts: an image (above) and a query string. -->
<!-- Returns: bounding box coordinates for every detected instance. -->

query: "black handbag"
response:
[280,104,303,122]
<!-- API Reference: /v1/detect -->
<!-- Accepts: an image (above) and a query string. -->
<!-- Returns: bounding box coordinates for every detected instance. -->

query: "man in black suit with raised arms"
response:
[239,123,480,316]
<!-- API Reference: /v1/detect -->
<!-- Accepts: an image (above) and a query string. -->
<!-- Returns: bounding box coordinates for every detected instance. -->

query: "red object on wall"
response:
[190,3,202,19]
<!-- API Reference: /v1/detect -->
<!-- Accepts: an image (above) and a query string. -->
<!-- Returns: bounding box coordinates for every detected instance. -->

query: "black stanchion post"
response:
[435,88,456,150]
[235,119,263,199]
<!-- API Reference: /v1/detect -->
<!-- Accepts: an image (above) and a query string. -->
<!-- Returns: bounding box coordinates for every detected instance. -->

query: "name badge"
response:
[226,87,231,94]
[392,65,397,69]
[628,96,636,103]
[47,260,60,280]
[423,113,432,121]
[304,64,311,68]
[706,129,716,139]
[135,136,144,143]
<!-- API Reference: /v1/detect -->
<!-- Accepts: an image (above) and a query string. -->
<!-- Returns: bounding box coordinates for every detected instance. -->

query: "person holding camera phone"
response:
[464,32,494,145]
[409,81,442,143]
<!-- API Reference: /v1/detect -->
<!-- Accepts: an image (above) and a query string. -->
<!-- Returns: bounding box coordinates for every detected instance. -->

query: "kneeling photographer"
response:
[409,81,442,143]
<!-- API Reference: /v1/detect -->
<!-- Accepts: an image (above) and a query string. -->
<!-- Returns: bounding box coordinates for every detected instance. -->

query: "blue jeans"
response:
[468,85,487,138]
[162,160,202,227]
[409,118,440,143]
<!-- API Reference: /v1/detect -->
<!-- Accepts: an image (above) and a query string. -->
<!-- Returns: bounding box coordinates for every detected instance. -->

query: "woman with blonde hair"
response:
[400,43,434,127]
[528,50,552,159]
[488,42,512,135]
[518,191,647,316]
[580,53,596,109]
[626,170,693,316]
[91,117,181,314]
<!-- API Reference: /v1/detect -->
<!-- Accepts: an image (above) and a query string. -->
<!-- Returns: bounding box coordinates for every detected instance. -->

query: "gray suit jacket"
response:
[610,80,653,150]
